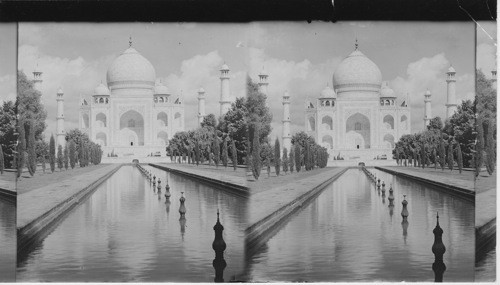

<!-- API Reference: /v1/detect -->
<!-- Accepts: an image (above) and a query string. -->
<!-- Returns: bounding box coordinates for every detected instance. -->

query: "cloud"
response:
[18,45,247,140]
[0,74,16,104]
[390,53,474,131]
[248,47,343,141]
[477,42,496,75]
[159,50,246,129]
[252,49,474,141]
[18,44,115,140]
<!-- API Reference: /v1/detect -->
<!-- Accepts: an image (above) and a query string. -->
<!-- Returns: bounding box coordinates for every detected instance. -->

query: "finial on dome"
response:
[355,38,358,50]
[129,36,132,47]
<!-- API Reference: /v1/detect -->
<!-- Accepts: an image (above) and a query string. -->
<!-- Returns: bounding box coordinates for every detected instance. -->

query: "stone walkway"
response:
[249,167,347,226]
[0,172,16,192]
[376,166,475,193]
[150,163,247,189]
[18,164,121,230]
[476,187,496,228]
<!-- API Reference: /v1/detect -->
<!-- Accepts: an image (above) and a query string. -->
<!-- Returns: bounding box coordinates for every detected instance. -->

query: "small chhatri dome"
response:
[57,87,64,94]
[94,83,110,96]
[283,90,290,98]
[259,66,268,76]
[332,42,382,93]
[320,85,336,98]
[106,43,156,90]
[380,81,395,97]
[154,82,170,95]
[220,63,230,70]
[198,87,205,93]
[447,65,456,73]
[425,89,432,96]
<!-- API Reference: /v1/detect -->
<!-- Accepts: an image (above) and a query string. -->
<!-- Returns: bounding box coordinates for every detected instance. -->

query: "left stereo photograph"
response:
[0,22,18,282]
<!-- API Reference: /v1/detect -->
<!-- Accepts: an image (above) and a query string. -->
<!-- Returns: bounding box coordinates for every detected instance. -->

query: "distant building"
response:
[303,43,411,160]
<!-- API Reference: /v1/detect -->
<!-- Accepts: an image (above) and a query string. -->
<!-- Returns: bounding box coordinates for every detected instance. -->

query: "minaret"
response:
[445,65,457,119]
[282,90,291,151]
[56,87,66,148]
[33,63,43,91]
[424,89,432,127]
[491,70,497,88]
[197,87,206,126]
[258,66,269,96]
[219,63,231,116]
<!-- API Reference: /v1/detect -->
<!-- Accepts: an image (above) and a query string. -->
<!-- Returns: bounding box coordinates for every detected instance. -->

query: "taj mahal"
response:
[34,39,234,158]
[257,41,460,161]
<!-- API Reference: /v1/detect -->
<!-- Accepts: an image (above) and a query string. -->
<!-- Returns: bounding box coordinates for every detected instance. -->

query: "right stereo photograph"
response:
[245,21,495,282]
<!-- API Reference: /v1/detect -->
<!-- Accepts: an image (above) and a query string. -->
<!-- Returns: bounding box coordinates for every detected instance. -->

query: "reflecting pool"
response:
[0,196,15,281]
[17,165,247,282]
[248,168,475,282]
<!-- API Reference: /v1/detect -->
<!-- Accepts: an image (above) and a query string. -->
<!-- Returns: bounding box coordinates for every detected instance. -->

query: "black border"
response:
[0,0,496,22]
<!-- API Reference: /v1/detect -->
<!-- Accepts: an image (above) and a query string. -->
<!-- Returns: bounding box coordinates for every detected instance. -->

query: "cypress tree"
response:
[486,119,496,175]
[457,141,463,174]
[289,146,294,173]
[251,124,261,180]
[0,144,3,174]
[282,147,288,174]
[222,138,228,168]
[274,138,281,176]
[64,144,69,170]
[231,140,237,171]
[213,134,220,168]
[433,148,438,170]
[27,120,36,176]
[69,140,76,169]
[304,143,310,171]
[266,153,271,177]
[439,135,446,171]
[49,135,56,173]
[421,144,425,169]
[295,144,301,172]
[57,145,63,171]
[395,148,400,165]
[447,141,454,171]
[195,142,200,166]
[17,121,26,178]
[188,149,191,164]
[41,154,46,173]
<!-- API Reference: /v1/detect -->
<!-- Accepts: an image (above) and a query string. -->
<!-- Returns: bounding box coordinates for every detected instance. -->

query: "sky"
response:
[0,23,17,104]
[18,23,249,140]
[476,21,497,76]
[246,22,477,141]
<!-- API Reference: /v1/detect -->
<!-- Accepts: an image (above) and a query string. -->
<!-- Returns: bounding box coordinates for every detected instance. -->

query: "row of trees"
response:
[393,69,496,176]
[245,76,329,180]
[14,120,103,177]
[168,128,239,170]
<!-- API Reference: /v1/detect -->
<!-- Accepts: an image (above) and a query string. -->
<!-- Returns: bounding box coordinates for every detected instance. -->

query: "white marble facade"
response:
[305,46,411,160]
[79,44,184,157]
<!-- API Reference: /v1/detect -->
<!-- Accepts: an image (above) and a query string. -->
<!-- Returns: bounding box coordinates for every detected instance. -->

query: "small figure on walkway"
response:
[157,178,162,192]
[401,194,409,221]
[381,181,386,194]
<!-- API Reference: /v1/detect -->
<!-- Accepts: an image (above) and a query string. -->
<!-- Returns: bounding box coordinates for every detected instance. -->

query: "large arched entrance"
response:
[157,131,168,146]
[383,134,395,148]
[346,113,370,149]
[119,110,144,146]
[322,115,333,131]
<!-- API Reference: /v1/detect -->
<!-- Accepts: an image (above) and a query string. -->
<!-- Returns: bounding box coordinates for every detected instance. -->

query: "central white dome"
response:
[332,49,382,93]
[106,47,156,90]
